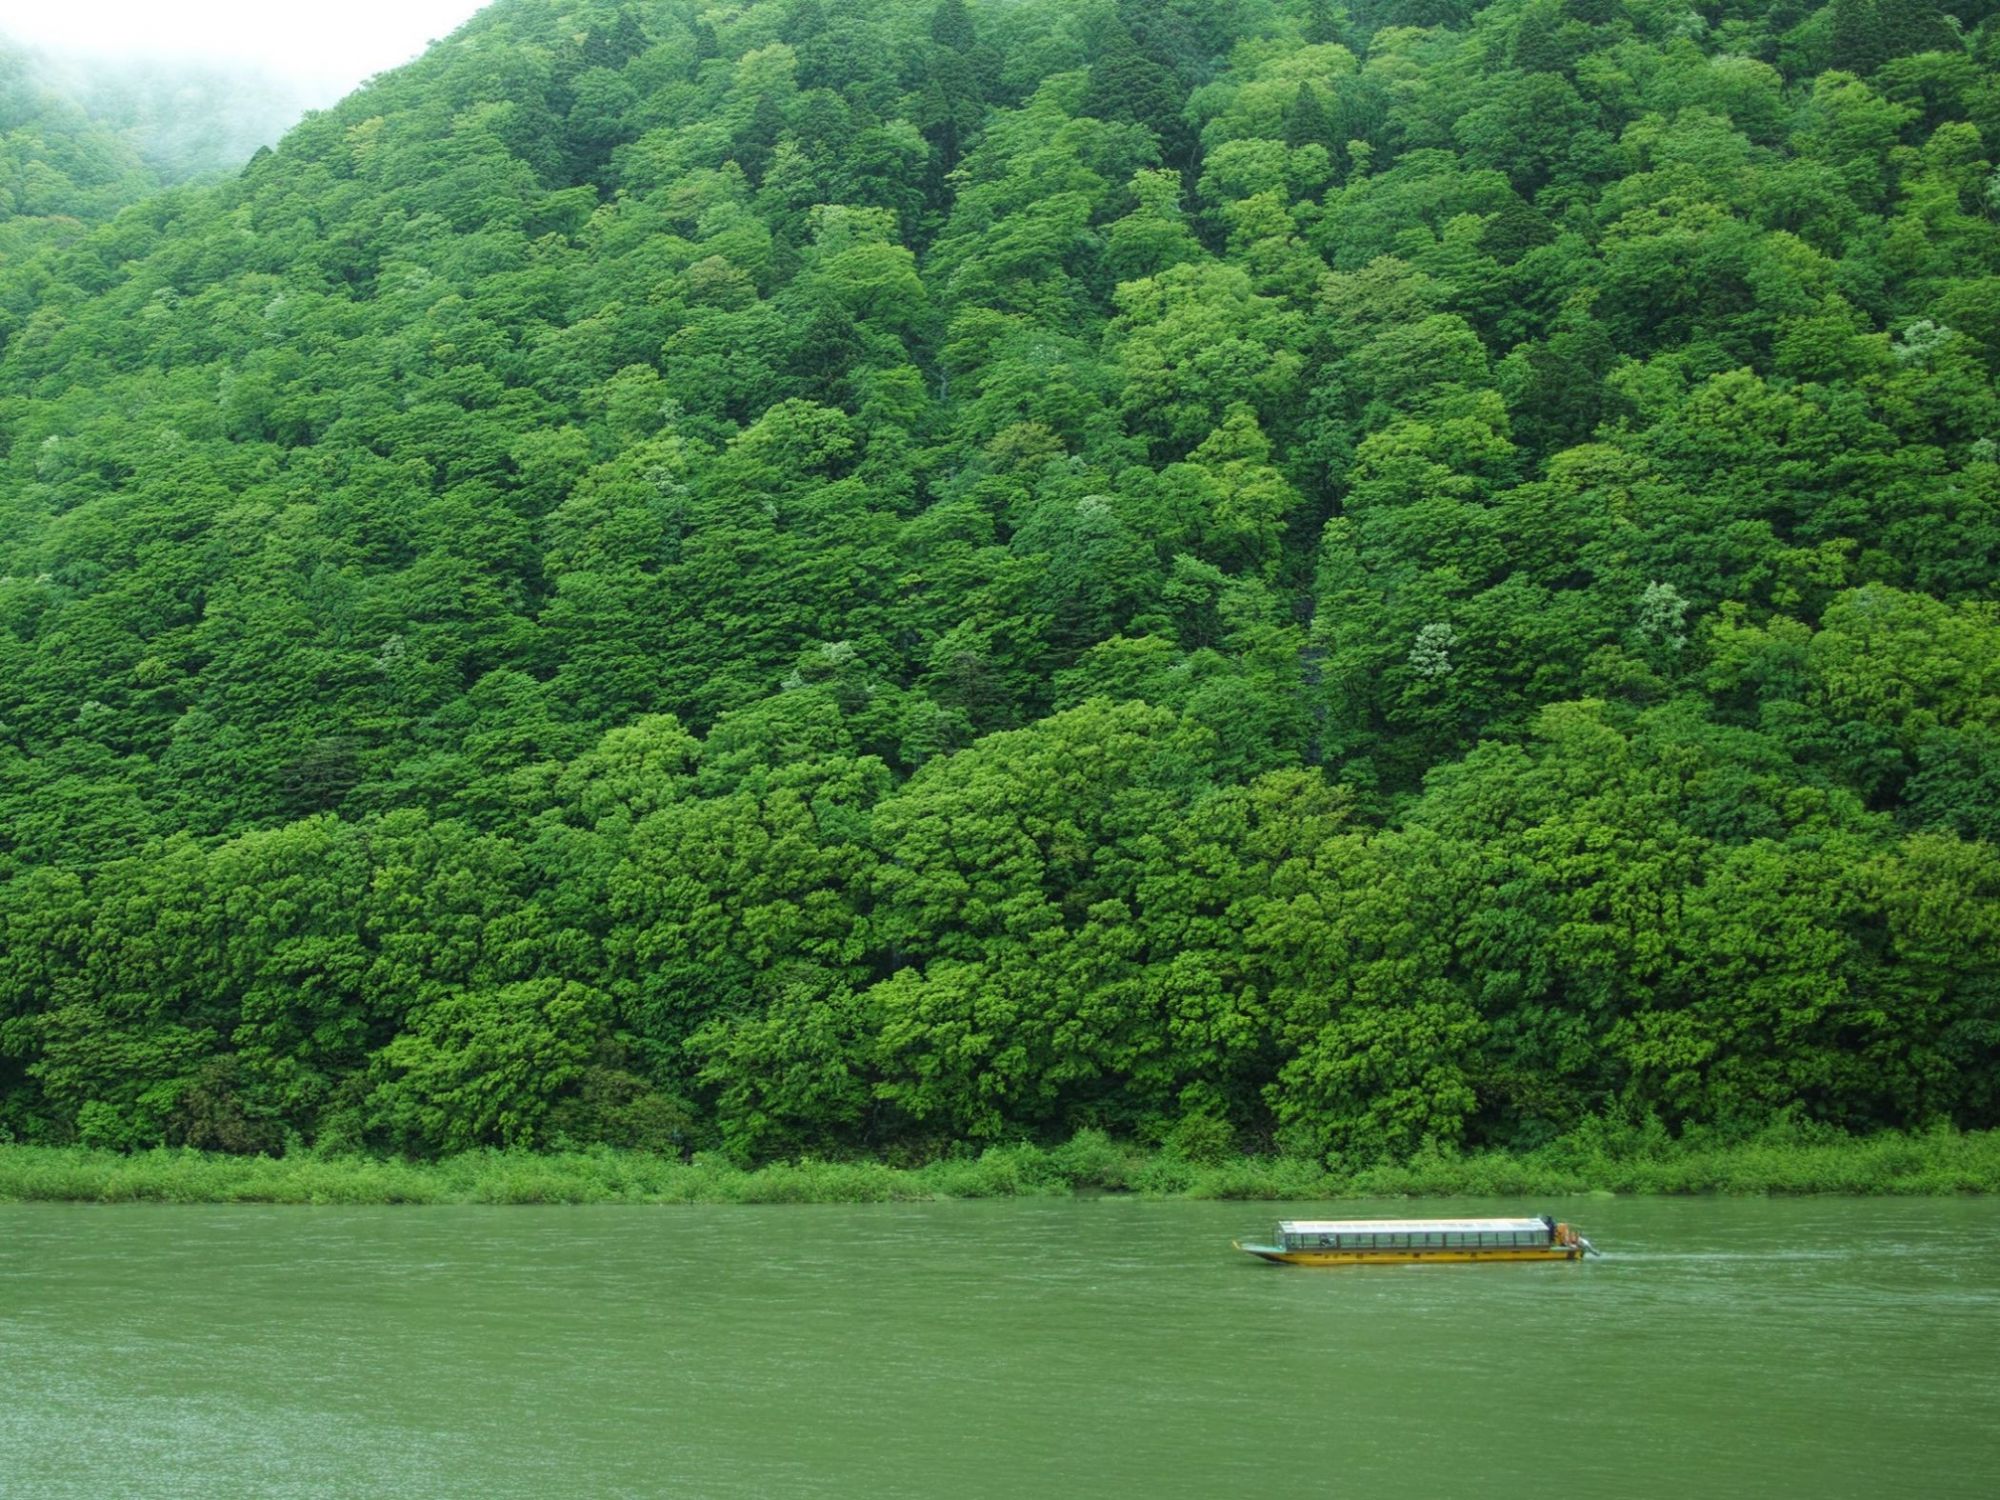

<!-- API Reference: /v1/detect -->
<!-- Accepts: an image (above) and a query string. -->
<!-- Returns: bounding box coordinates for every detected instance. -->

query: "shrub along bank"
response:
[1,1127,1994,1205]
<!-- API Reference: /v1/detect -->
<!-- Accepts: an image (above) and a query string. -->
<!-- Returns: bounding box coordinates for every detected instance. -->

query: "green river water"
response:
[2,1196,1995,1498]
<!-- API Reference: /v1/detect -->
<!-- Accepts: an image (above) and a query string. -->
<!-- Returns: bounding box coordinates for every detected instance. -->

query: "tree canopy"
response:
[2,0,1997,1162]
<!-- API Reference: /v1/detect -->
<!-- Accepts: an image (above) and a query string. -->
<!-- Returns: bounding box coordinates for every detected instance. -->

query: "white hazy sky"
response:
[0,0,489,103]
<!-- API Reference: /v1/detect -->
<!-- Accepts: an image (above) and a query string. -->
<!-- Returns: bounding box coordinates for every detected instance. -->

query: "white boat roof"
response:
[1279,1218,1552,1234]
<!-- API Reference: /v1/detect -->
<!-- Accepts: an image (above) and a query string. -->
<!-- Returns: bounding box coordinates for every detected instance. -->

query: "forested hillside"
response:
[2,0,1996,1163]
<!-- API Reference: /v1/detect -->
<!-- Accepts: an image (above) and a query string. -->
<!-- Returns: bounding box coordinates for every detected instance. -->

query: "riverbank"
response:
[1,1127,1995,1204]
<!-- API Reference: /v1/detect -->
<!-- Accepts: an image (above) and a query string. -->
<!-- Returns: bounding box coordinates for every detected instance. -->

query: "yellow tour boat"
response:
[1235,1215,1596,1266]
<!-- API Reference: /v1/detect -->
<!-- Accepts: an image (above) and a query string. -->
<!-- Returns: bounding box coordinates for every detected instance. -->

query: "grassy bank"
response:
[1,1127,1996,1205]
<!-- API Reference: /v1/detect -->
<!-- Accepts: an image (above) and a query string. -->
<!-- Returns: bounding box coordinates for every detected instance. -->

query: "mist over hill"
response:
[2,35,319,183]
[1,39,156,251]
[39,51,318,180]
[0,0,1996,1164]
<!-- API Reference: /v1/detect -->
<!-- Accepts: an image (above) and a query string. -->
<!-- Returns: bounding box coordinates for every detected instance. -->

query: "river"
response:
[2,1196,1995,1498]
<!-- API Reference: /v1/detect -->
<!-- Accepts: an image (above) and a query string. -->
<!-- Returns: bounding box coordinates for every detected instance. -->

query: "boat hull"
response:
[1235,1243,1583,1266]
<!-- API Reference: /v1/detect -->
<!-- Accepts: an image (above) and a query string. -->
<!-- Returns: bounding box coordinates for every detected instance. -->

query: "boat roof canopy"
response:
[1278,1218,1553,1235]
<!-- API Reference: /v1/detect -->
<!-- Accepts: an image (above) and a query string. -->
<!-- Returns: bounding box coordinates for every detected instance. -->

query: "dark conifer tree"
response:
[1832,0,1891,72]
[1082,24,1192,164]
[1512,3,1568,72]
[1878,0,1961,57]
[1560,0,1618,23]
[1302,0,1350,46]
[930,0,977,53]
[1478,195,1557,262]
[582,9,647,71]
[1508,301,1618,455]
[1385,0,1472,25]
[1117,0,1209,83]
[781,0,830,44]
[1765,0,1807,32]
[733,91,789,183]
[1283,82,1338,152]
[794,307,862,408]
[915,53,979,179]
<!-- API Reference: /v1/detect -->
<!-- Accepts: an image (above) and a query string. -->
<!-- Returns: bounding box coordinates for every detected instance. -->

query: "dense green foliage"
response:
[2,0,1997,1165]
